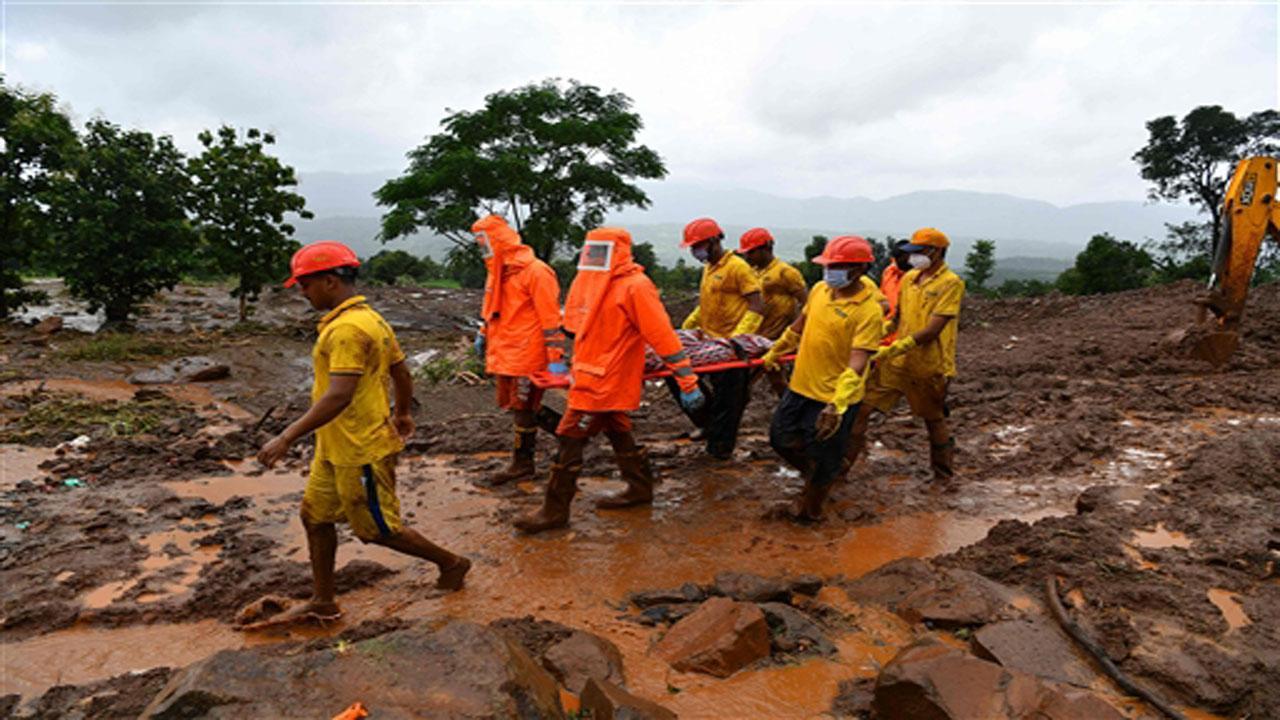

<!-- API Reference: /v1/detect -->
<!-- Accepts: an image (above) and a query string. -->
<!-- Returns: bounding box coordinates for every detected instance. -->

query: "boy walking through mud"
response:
[254,241,470,627]
[845,227,965,484]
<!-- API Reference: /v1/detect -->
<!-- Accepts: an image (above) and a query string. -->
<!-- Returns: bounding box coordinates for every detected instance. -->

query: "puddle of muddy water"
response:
[1132,522,1192,550]
[0,444,55,488]
[1207,588,1250,631]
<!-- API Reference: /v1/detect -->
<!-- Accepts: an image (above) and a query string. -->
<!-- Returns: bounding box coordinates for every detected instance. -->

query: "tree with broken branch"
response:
[375,79,667,261]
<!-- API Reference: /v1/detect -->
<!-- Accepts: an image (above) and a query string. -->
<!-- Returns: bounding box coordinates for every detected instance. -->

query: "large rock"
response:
[129,356,231,385]
[579,678,677,720]
[543,630,626,694]
[896,568,1030,628]
[873,638,1124,720]
[758,602,837,657]
[628,582,706,608]
[652,596,770,677]
[843,557,940,609]
[712,571,790,603]
[141,620,565,719]
[973,618,1096,687]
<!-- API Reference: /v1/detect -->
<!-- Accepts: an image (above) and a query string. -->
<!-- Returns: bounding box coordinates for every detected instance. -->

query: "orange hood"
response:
[563,227,644,338]
[473,214,535,322]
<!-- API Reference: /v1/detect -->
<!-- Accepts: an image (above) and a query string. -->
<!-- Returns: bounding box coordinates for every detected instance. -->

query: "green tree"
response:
[444,245,487,289]
[964,239,997,291]
[995,278,1054,298]
[1133,105,1280,245]
[188,126,312,320]
[51,119,195,325]
[797,235,828,284]
[1056,233,1153,295]
[0,77,79,317]
[365,249,424,286]
[376,79,667,260]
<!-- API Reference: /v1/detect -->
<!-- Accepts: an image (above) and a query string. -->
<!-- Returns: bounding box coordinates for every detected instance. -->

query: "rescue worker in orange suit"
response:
[673,217,765,459]
[255,242,470,628]
[739,227,808,395]
[472,215,566,485]
[514,228,705,533]
[880,239,911,322]
[760,236,884,522]
[846,228,965,484]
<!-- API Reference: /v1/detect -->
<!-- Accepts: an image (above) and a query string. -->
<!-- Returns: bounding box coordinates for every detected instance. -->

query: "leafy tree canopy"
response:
[1133,105,1280,243]
[1056,233,1152,295]
[188,125,312,320]
[51,119,195,324]
[376,79,667,260]
[0,77,79,317]
[964,239,997,291]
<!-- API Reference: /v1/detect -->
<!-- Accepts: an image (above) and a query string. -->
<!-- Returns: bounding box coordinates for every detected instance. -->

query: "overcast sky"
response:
[4,1,1277,205]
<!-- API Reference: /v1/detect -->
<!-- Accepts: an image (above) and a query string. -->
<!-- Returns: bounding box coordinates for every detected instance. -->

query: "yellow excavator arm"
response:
[1189,156,1280,365]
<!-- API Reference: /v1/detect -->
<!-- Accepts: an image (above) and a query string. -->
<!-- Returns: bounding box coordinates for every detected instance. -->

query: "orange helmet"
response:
[903,227,949,251]
[284,241,360,287]
[738,227,774,253]
[815,236,874,265]
[681,217,724,248]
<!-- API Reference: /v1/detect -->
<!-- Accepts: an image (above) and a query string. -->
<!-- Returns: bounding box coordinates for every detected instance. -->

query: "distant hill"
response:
[293,172,1199,280]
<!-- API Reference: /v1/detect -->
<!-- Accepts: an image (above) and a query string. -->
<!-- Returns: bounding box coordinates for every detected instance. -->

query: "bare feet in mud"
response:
[436,556,472,591]
[235,598,343,631]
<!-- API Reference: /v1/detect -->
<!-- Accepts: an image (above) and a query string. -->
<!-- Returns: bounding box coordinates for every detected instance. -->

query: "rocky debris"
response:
[972,617,1096,688]
[34,316,63,335]
[129,356,231,385]
[844,559,1031,629]
[652,596,770,677]
[14,667,175,720]
[490,616,575,661]
[637,602,702,626]
[757,602,837,657]
[1074,484,1151,514]
[543,630,626,694]
[712,570,790,603]
[787,573,824,597]
[628,582,706,608]
[579,678,677,720]
[830,677,875,718]
[872,638,1124,720]
[141,620,565,719]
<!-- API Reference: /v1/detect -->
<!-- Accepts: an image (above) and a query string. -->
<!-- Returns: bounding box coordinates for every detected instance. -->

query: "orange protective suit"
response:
[562,227,695,412]
[473,215,563,377]
[880,263,905,319]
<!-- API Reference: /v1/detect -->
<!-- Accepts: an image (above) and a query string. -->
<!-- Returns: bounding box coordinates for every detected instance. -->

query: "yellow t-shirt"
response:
[789,281,885,404]
[311,296,407,466]
[698,251,763,338]
[756,258,807,340]
[887,263,965,378]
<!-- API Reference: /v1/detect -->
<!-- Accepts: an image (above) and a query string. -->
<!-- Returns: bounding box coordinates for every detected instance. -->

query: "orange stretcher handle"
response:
[527,355,796,390]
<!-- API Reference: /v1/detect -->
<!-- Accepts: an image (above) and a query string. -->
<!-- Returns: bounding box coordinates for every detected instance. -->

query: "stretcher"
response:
[528,355,795,390]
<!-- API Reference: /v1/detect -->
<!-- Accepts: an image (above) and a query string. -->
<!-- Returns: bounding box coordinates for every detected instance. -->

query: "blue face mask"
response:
[824,267,855,289]
[691,244,711,263]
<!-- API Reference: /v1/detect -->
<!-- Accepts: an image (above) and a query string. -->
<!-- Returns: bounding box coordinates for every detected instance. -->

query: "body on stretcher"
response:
[528,355,796,390]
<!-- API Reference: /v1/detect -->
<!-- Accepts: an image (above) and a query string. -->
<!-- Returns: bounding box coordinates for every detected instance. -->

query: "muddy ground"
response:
[1,278,1278,718]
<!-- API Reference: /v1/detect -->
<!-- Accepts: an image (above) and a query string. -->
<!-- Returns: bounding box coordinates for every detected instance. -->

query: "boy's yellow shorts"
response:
[301,453,402,541]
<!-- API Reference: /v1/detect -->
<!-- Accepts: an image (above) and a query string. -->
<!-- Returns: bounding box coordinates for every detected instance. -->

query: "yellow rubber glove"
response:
[831,367,867,416]
[761,327,800,371]
[681,306,701,330]
[874,335,917,363]
[732,310,763,336]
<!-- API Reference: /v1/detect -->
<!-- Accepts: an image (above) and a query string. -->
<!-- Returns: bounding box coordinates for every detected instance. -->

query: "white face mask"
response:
[908,252,932,270]
[824,267,855,289]
[691,244,712,263]
[476,233,493,259]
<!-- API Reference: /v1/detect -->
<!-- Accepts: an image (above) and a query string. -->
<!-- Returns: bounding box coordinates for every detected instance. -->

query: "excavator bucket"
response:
[1188,328,1240,367]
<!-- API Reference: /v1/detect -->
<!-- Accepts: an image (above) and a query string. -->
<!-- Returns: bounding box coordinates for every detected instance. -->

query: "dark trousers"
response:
[666,367,751,459]
[769,389,857,488]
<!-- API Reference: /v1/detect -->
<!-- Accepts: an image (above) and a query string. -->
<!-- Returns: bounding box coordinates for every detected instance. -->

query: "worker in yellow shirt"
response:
[739,227,808,396]
[739,227,808,339]
[760,236,884,522]
[253,242,471,629]
[845,227,965,485]
[674,217,766,459]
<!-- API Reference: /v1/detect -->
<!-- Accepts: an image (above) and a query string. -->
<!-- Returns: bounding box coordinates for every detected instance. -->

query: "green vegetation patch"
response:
[413,354,485,386]
[54,333,193,362]
[1,392,181,443]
